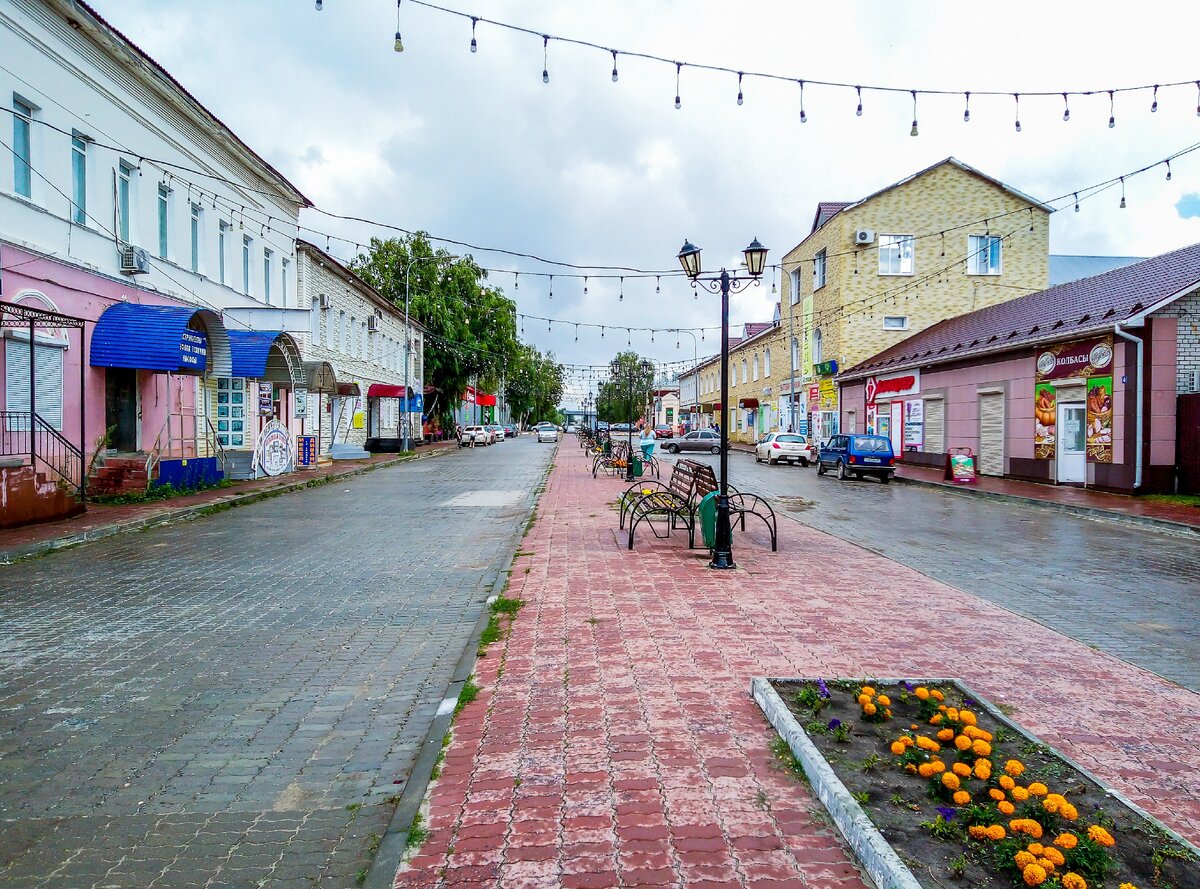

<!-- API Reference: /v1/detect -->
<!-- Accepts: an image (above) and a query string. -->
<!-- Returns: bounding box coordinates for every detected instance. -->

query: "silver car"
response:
[755,432,817,466]
[661,429,723,455]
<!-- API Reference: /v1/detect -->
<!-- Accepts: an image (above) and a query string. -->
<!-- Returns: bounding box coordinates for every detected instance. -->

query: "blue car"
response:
[816,434,896,483]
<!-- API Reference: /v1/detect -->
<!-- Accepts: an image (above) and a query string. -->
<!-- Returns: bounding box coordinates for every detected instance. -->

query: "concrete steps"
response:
[88,454,150,496]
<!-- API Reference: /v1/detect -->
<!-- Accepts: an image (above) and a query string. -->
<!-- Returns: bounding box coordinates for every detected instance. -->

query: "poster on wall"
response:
[257,419,293,476]
[818,379,839,411]
[865,404,877,434]
[1086,376,1114,463]
[258,382,274,416]
[1034,384,1057,460]
[903,399,924,449]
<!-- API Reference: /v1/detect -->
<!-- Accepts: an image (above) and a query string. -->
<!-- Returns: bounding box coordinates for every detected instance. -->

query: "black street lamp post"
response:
[676,237,768,570]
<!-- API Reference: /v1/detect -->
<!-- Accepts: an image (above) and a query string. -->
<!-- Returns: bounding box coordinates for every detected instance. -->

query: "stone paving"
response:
[0,438,551,889]
[672,449,1200,694]
[394,439,1200,889]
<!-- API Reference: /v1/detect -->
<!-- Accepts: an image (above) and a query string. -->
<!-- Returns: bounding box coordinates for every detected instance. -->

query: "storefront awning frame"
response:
[228,330,304,387]
[90,303,231,375]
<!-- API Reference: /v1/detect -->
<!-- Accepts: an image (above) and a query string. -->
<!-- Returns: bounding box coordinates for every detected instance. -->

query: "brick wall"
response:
[1152,287,1200,393]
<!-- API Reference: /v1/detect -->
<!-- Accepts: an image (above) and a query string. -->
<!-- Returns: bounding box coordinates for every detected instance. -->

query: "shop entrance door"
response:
[1056,401,1087,483]
[1179,394,1200,493]
[890,401,904,456]
[105,367,138,452]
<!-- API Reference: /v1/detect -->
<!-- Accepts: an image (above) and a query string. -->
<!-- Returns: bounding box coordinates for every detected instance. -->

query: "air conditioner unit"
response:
[119,245,150,275]
[854,229,876,246]
[318,293,332,310]
[367,315,379,332]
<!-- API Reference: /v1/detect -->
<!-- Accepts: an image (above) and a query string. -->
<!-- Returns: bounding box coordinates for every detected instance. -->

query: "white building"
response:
[0,0,312,488]
[296,241,425,454]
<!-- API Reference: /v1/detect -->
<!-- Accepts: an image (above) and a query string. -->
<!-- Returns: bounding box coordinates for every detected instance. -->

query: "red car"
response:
[654,425,674,439]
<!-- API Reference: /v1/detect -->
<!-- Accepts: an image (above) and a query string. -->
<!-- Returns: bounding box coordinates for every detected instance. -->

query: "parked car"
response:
[536,422,559,443]
[816,434,896,482]
[661,429,723,455]
[485,424,505,441]
[755,433,817,466]
[596,421,610,432]
[653,425,674,439]
[566,423,578,433]
[503,424,517,437]
[610,423,634,433]
[458,425,490,447]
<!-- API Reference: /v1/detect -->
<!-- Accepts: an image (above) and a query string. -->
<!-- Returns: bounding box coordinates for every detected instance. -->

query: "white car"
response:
[566,423,578,434]
[755,432,818,466]
[459,425,490,447]
[486,424,505,441]
[536,423,559,443]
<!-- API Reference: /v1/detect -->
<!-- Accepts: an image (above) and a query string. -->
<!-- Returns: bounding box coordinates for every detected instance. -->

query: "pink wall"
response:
[0,244,199,464]
[1150,318,1177,467]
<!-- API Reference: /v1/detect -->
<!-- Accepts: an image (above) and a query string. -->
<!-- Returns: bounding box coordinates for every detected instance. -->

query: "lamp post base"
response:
[708,552,736,570]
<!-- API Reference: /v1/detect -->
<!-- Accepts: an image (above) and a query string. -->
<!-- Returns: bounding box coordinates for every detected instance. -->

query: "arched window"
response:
[338,311,347,353]
[791,337,799,371]
[752,354,759,381]
[309,299,321,343]
[348,315,356,355]
[764,349,771,377]
[813,328,824,365]
[741,358,748,385]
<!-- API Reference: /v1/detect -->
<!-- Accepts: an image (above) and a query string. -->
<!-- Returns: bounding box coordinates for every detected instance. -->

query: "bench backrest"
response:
[667,461,696,500]
[681,459,718,502]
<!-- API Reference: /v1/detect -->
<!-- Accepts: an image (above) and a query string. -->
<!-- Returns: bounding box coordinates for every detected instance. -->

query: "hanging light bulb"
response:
[736,72,744,106]
[542,35,549,84]
[611,50,618,82]
[548,319,552,332]
[601,326,605,338]
[798,80,807,123]
[1108,90,1116,128]
[651,330,655,342]
[1013,93,1021,132]
[855,85,863,117]
[655,276,661,294]
[574,324,578,342]
[674,62,682,110]
[1074,192,1080,212]
[583,276,588,295]
[514,272,519,290]
[1119,176,1126,209]
[1151,85,1159,113]
[469,17,478,52]
[314,0,322,9]
[1166,160,1173,181]
[393,0,403,52]
[963,91,971,123]
[910,90,919,137]
[549,274,554,298]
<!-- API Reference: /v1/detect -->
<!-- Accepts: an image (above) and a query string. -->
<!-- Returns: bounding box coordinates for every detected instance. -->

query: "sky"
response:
[99,0,1200,406]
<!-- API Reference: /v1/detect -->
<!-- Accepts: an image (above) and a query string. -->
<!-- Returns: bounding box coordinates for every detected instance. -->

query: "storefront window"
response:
[212,377,246,448]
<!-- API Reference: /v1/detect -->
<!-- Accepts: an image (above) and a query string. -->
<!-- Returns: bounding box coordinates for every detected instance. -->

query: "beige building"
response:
[719,158,1051,442]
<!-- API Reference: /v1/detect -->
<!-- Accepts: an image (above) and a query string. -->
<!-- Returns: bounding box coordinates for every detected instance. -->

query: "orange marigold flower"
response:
[1060,803,1078,821]
[861,686,876,697]
[930,760,946,773]
[1054,833,1078,850]
[972,739,992,757]
[1118,883,1138,889]
[911,724,919,730]
[968,825,988,840]
[1043,847,1065,867]
[1014,851,1036,869]
[937,728,955,742]
[1005,760,1026,777]
[1027,843,1045,856]
[918,763,936,778]
[857,694,872,706]
[986,824,1006,840]
[877,694,891,706]
[863,703,877,716]
[974,761,992,780]
[941,772,961,791]
[1012,786,1031,801]
[1027,782,1048,797]
[890,741,906,756]
[1037,857,1057,874]
[1087,826,1115,847]
[955,735,973,751]
[1043,796,1062,815]
[975,728,993,742]
[953,763,973,778]
[1000,776,1016,790]
[930,714,943,725]
[938,704,948,712]
[953,790,971,805]
[998,801,1016,815]
[901,736,915,747]
[914,687,930,700]
[916,736,940,752]
[989,788,1006,801]
[959,710,977,726]
[1023,864,1048,886]
[885,708,892,718]
[946,708,960,721]
[905,764,918,774]
[930,689,945,701]
[1062,874,1087,889]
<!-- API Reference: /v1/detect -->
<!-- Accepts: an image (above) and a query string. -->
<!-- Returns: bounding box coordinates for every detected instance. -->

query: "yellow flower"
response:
[969,825,988,840]
[1060,803,1078,821]
[937,728,955,742]
[974,761,992,780]
[955,735,973,751]
[1119,883,1139,889]
[930,689,945,701]
[953,762,973,778]
[989,788,1007,801]
[986,824,1006,841]
[877,694,891,706]
[1005,759,1026,777]
[942,772,961,791]
[1054,833,1078,850]
[1014,851,1036,869]
[1000,776,1016,790]
[916,736,940,752]
[914,687,930,700]
[1011,786,1030,802]
[905,763,918,774]
[1043,795,1062,815]
[890,741,906,755]
[1043,847,1065,867]
[1036,857,1057,874]
[972,739,992,757]
[1027,843,1045,857]
[1027,783,1048,797]
[1087,826,1115,847]
[930,760,946,774]
[959,710,976,726]
[946,708,960,722]
[861,686,876,697]
[953,790,971,805]
[863,702,877,716]
[1062,874,1087,889]
[857,694,872,706]
[930,714,943,725]
[918,763,936,778]
[998,801,1016,815]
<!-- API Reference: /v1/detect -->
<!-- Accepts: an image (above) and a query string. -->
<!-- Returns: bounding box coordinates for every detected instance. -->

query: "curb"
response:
[363,442,558,889]
[0,447,451,564]
[893,472,1200,538]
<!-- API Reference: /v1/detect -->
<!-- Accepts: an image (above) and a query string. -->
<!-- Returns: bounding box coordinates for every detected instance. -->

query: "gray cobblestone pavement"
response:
[0,439,552,888]
[665,448,1200,693]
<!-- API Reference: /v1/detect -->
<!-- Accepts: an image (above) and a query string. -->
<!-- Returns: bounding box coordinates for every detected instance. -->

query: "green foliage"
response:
[921,814,962,841]
[792,684,827,715]
[833,723,851,743]
[92,478,233,506]
[1064,836,1116,882]
[596,350,657,423]
[769,736,808,783]
[454,678,479,716]
[851,790,870,805]
[505,342,565,427]
[405,812,429,851]
[948,852,969,878]
[804,720,829,736]
[860,753,882,773]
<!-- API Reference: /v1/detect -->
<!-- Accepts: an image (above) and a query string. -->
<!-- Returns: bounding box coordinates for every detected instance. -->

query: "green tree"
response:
[596,351,656,424]
[351,234,519,430]
[505,344,565,427]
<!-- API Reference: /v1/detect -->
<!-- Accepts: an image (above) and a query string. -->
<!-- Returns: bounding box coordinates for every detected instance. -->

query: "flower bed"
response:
[754,678,1199,889]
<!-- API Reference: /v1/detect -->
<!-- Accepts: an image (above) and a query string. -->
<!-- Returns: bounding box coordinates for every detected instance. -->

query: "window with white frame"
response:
[281,258,290,306]
[157,184,171,259]
[878,234,914,275]
[813,328,824,365]
[211,377,246,448]
[883,315,909,330]
[262,249,273,303]
[349,316,357,355]
[360,322,367,358]
[5,335,65,430]
[968,235,1002,275]
[752,354,759,381]
[338,310,347,352]
[218,221,229,284]
[741,358,748,385]
[790,268,802,305]
[12,97,34,199]
[70,133,88,224]
[813,249,827,289]
[764,348,771,377]
[116,161,134,243]
[242,235,253,294]
[190,203,204,273]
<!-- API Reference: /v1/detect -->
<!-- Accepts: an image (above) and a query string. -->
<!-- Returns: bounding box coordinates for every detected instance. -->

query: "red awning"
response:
[477,393,497,407]
[739,398,760,408]
[336,382,361,397]
[367,383,412,398]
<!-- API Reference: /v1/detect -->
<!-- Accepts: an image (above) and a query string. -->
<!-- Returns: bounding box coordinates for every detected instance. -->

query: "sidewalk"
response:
[726,440,1199,533]
[395,441,1200,889]
[0,441,456,562]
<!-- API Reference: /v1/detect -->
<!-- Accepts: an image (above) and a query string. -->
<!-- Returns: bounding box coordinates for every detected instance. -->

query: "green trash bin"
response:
[630,455,644,478]
[697,490,720,549]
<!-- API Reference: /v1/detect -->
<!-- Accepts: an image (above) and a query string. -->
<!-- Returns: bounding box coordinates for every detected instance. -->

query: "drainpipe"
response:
[1114,322,1143,490]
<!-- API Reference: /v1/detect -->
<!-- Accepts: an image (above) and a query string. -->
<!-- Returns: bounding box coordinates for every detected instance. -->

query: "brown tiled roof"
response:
[743,322,773,339]
[812,202,852,233]
[842,242,1200,379]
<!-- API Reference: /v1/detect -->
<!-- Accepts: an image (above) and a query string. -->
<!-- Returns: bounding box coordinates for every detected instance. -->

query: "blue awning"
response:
[90,303,231,375]
[228,330,303,384]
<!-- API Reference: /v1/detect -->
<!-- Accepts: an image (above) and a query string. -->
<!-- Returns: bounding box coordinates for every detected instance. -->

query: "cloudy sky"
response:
[102,0,1200,405]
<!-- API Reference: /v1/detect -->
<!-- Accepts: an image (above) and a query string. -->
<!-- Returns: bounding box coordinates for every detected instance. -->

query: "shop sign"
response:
[807,383,820,406]
[948,450,977,484]
[406,393,424,413]
[865,404,877,434]
[293,386,308,419]
[257,419,293,476]
[296,434,317,467]
[903,398,924,449]
[1086,377,1114,462]
[179,329,208,372]
[867,370,920,406]
[1035,336,1113,381]
[1034,336,1114,463]
[814,359,839,377]
[818,379,838,411]
[258,382,274,416]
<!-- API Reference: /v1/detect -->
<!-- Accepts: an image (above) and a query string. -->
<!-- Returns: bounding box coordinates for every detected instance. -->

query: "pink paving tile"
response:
[393,442,1200,889]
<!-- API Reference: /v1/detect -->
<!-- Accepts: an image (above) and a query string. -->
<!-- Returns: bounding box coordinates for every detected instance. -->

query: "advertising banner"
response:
[903,399,924,449]
[1086,376,1114,463]
[293,386,308,419]
[296,434,317,467]
[1035,337,1114,381]
[258,382,275,416]
[818,379,838,411]
[179,329,208,373]
[257,419,293,476]
[1034,383,1057,460]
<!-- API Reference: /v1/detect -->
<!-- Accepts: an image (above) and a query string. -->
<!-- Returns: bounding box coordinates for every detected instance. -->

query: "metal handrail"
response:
[0,410,85,498]
[145,411,228,479]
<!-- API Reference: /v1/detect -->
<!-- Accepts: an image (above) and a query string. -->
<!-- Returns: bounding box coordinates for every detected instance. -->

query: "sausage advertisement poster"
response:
[1033,336,1114,464]
[1086,376,1114,463]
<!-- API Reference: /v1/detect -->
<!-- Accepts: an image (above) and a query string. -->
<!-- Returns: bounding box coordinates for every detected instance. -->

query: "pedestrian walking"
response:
[639,424,656,461]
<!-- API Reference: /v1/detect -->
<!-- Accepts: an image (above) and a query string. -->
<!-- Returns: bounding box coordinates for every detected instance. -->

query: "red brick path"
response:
[396,442,1200,889]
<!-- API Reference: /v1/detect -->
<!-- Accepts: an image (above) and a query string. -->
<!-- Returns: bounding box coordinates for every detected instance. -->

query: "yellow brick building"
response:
[713,158,1050,443]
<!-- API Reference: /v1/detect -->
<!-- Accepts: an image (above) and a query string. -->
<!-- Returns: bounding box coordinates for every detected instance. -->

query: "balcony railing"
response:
[0,411,84,499]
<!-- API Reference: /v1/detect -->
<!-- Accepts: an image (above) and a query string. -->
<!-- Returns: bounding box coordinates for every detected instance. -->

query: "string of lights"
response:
[388,0,1200,128]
